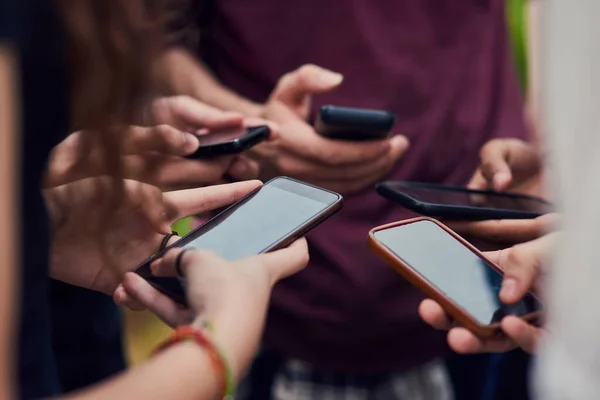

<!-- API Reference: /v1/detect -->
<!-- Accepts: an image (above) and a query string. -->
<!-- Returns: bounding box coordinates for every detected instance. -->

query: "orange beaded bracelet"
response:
[154,325,235,399]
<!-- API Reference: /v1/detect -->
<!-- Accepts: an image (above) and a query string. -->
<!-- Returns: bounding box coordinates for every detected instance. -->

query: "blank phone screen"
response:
[172,178,340,261]
[394,185,552,214]
[374,220,542,325]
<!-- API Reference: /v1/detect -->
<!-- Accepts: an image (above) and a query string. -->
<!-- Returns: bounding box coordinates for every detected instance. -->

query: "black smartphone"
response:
[376,181,553,220]
[135,177,343,304]
[186,125,270,158]
[369,218,543,337]
[314,105,396,141]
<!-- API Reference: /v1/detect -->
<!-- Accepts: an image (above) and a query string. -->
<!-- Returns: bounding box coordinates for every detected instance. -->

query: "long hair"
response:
[57,0,165,274]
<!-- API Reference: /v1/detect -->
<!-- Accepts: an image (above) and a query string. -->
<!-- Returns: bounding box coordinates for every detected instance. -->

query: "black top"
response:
[1,0,68,397]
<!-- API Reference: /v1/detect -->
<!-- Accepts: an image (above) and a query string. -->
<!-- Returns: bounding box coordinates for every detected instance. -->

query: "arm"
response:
[67,342,221,399]
[160,48,264,117]
[0,44,20,399]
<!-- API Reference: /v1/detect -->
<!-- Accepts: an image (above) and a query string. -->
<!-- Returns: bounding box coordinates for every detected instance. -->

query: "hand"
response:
[446,139,552,244]
[418,233,556,354]
[117,241,309,377]
[468,138,545,196]
[47,125,262,191]
[250,64,409,194]
[47,179,262,295]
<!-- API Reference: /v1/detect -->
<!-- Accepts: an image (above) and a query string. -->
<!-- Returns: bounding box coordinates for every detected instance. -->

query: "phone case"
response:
[187,125,270,158]
[136,177,344,305]
[315,105,396,141]
[367,217,543,338]
[376,181,551,220]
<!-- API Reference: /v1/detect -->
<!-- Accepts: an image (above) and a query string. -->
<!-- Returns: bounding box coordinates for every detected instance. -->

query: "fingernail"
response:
[500,278,518,300]
[319,71,344,86]
[184,133,199,153]
[493,172,510,191]
[391,135,409,149]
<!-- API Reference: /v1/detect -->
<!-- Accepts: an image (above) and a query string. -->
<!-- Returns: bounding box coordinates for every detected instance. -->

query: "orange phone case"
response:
[367,217,542,338]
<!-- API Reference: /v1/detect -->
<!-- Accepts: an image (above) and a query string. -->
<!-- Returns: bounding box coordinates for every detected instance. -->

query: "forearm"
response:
[66,342,221,400]
[160,48,263,117]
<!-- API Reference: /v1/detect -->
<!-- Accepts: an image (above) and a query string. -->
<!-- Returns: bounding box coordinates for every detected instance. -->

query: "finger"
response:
[242,238,309,282]
[227,156,261,181]
[501,316,541,354]
[243,118,281,140]
[467,170,490,191]
[163,180,262,221]
[479,140,514,192]
[277,136,405,184]
[272,64,343,108]
[124,180,171,234]
[447,327,516,354]
[498,233,556,303]
[164,96,245,131]
[121,272,193,327]
[419,299,453,330]
[122,154,234,191]
[122,125,200,156]
[446,213,557,244]
[113,284,146,311]
[497,249,539,304]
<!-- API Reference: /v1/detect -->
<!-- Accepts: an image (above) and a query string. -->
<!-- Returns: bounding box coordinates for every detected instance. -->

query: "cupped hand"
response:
[418,233,556,354]
[249,64,409,194]
[47,179,262,295]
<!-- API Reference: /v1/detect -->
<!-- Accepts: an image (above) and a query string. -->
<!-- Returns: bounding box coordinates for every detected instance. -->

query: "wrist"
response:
[156,325,236,398]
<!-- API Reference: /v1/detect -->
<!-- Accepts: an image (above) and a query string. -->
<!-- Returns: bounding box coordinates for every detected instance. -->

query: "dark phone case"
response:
[367,217,543,338]
[315,105,396,141]
[186,125,270,159]
[135,177,344,305]
[376,181,552,220]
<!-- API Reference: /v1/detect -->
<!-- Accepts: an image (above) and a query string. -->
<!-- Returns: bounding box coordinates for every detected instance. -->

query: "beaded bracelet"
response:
[154,324,235,399]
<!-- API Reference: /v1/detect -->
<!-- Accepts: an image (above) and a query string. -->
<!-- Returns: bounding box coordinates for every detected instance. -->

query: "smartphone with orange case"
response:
[368,217,543,338]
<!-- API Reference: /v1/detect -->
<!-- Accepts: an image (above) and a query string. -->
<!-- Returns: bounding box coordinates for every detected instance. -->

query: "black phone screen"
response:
[374,220,542,325]
[392,184,551,214]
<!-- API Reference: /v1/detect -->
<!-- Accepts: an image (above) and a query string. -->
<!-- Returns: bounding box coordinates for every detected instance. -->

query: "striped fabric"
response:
[271,358,453,400]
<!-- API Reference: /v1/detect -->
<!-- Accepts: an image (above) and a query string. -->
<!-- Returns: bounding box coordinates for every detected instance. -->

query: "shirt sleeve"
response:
[535,1,600,398]
[0,0,23,43]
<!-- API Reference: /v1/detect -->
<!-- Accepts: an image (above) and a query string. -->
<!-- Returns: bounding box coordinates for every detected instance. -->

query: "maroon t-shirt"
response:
[193,0,528,373]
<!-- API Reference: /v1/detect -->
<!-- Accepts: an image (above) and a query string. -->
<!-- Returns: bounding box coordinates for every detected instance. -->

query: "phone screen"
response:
[195,128,246,146]
[392,184,551,214]
[373,220,542,325]
[177,180,339,260]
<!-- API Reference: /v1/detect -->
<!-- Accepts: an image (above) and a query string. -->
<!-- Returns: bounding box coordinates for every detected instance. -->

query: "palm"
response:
[48,178,167,294]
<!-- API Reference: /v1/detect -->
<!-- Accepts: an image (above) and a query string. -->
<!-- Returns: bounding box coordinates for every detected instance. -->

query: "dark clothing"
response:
[4,0,69,397]
[50,282,126,392]
[2,1,125,397]
[190,0,529,373]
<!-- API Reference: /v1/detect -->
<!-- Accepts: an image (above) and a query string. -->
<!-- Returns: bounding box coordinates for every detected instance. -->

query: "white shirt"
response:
[536,1,600,398]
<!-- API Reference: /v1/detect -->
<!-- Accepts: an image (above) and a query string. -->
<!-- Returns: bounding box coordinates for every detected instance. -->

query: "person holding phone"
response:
[418,233,553,355]
[155,1,536,398]
[0,1,310,399]
[449,138,557,244]
[44,93,276,392]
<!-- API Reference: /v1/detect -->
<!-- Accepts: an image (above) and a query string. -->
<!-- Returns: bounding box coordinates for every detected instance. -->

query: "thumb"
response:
[271,64,343,111]
[242,238,309,283]
[498,242,543,304]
